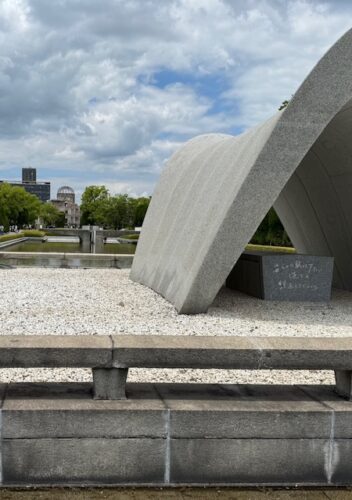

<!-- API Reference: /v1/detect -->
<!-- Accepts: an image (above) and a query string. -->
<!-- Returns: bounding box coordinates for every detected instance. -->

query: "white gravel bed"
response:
[1,267,352,386]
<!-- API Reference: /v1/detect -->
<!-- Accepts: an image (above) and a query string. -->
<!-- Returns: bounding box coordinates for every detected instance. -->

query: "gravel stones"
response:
[1,268,352,385]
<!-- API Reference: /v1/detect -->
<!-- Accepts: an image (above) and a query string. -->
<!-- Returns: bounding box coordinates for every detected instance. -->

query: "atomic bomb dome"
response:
[57,186,75,203]
[50,185,80,227]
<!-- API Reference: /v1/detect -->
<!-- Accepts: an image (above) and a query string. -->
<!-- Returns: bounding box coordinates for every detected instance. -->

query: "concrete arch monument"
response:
[131,29,352,314]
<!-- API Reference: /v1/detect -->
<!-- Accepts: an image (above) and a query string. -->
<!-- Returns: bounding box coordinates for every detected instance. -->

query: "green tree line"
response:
[0,182,150,232]
[250,207,292,247]
[0,182,64,231]
[80,185,150,229]
[0,182,292,246]
[80,186,291,245]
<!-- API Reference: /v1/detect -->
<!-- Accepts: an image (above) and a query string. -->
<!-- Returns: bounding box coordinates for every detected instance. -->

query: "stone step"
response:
[0,382,351,486]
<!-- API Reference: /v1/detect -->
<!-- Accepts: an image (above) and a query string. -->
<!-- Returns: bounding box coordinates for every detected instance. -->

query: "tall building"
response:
[50,186,80,227]
[0,167,50,203]
[19,180,50,203]
[22,167,36,183]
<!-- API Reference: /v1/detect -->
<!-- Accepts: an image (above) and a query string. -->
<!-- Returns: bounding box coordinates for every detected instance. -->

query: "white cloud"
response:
[0,0,351,199]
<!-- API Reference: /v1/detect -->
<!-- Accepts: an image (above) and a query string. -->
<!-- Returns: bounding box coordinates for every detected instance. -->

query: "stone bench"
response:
[1,335,352,400]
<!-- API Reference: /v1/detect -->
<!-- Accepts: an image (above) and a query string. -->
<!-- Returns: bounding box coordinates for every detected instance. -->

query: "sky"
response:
[0,0,351,202]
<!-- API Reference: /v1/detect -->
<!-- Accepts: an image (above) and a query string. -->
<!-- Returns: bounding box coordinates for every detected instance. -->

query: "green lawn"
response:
[246,243,295,253]
[123,233,140,240]
[0,233,23,243]
[0,230,45,243]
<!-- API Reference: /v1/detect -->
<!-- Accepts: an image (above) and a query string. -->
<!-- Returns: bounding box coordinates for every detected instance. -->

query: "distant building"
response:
[22,167,36,183]
[18,181,50,203]
[0,167,50,202]
[57,185,76,204]
[50,186,80,227]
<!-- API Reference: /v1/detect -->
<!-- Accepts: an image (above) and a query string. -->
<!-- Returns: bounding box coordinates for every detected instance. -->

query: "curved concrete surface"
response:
[131,29,352,314]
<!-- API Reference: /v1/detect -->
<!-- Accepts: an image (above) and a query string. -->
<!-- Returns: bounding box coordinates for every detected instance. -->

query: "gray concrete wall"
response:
[131,29,352,313]
[47,229,92,252]
[274,101,352,290]
[0,252,133,269]
[0,237,27,249]
[1,381,352,486]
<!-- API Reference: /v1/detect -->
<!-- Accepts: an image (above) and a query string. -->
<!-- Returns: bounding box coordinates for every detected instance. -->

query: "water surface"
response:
[6,240,136,254]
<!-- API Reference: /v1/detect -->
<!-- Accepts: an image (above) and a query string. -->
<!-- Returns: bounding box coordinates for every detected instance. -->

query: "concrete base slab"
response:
[1,382,352,486]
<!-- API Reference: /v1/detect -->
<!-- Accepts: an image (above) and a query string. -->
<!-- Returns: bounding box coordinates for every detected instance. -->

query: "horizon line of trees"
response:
[0,182,65,231]
[0,182,151,232]
[80,185,151,230]
[0,182,292,246]
[80,185,291,245]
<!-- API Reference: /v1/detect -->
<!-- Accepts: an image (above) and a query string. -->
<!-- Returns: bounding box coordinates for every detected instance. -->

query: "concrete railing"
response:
[0,237,28,249]
[45,229,92,251]
[2,335,352,400]
[0,251,133,268]
[1,334,352,486]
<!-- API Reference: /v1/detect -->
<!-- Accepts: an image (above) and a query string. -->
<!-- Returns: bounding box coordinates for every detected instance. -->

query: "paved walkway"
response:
[0,488,351,499]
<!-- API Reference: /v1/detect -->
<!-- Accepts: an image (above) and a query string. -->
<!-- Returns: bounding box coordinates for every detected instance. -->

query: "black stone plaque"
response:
[226,252,334,301]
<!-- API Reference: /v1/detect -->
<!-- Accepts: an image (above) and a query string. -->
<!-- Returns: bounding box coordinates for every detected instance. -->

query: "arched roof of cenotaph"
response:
[131,29,352,314]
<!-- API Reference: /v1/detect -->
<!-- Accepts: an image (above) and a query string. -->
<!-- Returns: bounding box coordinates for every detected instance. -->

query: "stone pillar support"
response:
[80,231,91,253]
[94,232,105,254]
[92,367,128,400]
[335,370,352,400]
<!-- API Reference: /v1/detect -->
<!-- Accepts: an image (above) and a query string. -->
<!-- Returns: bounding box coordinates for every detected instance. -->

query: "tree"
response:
[39,203,63,227]
[56,211,67,228]
[79,185,151,229]
[0,183,11,231]
[102,194,135,230]
[133,197,150,227]
[251,207,292,247]
[0,183,41,231]
[80,185,109,225]
[278,99,290,111]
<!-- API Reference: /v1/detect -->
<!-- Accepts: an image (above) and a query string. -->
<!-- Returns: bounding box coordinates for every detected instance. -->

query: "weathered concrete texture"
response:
[158,384,332,439]
[3,335,352,399]
[3,438,166,485]
[2,383,167,485]
[46,229,91,252]
[170,439,328,484]
[112,334,352,371]
[131,29,352,313]
[2,382,352,486]
[0,252,133,269]
[2,383,165,439]
[274,101,352,292]
[0,335,112,368]
[93,367,128,399]
[334,370,352,400]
